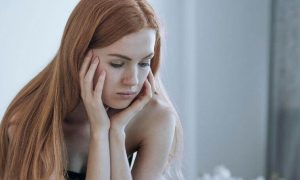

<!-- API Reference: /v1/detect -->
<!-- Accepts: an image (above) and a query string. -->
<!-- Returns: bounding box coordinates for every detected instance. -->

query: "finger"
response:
[79,50,93,79]
[79,50,93,97]
[111,80,152,126]
[120,79,152,119]
[94,69,106,100]
[84,56,99,93]
[147,70,157,94]
[141,78,153,100]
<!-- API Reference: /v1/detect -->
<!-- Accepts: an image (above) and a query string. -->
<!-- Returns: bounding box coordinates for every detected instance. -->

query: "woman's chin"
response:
[106,101,131,110]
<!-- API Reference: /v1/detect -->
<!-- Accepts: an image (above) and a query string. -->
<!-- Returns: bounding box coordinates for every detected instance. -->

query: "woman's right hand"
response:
[79,49,110,135]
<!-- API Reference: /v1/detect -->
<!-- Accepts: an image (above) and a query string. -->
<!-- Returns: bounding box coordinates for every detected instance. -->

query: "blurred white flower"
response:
[197,165,265,180]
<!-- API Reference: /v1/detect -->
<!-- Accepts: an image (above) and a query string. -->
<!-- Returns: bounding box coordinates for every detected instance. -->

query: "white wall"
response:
[0,0,79,118]
[1,1,270,179]
[148,0,271,179]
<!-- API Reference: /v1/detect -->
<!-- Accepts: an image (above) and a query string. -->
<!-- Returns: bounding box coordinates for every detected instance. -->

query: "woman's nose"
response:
[122,68,139,86]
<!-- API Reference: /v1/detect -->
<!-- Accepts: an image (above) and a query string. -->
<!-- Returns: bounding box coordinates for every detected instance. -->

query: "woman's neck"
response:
[65,100,123,124]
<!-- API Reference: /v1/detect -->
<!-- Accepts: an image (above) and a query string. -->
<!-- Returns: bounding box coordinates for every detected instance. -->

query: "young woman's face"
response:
[92,28,156,109]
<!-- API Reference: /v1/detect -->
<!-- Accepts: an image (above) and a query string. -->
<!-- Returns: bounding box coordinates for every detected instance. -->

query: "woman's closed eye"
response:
[110,62,124,68]
[138,62,150,68]
[109,61,151,68]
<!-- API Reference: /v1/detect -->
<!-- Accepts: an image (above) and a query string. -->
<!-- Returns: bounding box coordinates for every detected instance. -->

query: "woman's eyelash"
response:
[109,62,150,68]
[138,62,150,67]
[110,63,124,68]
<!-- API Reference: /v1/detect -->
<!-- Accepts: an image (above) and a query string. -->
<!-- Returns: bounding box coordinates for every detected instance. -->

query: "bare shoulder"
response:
[133,98,177,141]
[126,99,178,178]
[125,98,177,154]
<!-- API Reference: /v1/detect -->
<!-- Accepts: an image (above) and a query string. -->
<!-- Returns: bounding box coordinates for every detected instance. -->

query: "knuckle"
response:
[80,92,88,99]
[81,95,88,101]
[98,88,103,94]
[83,77,90,84]
[89,101,99,108]
[94,94,101,100]
[79,72,84,79]
[84,98,95,106]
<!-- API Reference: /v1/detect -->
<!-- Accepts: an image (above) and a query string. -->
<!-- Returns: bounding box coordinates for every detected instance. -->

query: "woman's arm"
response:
[130,110,176,180]
[85,128,110,180]
[79,51,111,179]
[109,128,132,180]
[108,107,176,180]
[107,71,154,180]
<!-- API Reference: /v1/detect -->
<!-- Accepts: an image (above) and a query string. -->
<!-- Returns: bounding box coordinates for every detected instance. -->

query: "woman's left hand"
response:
[109,70,156,131]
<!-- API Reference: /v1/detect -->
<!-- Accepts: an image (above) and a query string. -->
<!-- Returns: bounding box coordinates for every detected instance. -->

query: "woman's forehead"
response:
[95,28,156,59]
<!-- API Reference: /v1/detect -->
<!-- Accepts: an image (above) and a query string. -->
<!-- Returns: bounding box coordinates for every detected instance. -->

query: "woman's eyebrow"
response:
[108,52,154,61]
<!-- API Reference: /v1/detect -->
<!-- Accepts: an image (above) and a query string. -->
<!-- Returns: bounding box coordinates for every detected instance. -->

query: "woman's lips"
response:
[117,92,137,99]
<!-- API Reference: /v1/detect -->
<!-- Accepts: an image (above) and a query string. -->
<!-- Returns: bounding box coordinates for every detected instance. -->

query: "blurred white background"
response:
[0,1,271,179]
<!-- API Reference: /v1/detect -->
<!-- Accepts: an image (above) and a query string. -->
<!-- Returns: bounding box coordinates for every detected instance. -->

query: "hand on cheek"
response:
[147,70,158,95]
[110,78,153,130]
[92,57,105,90]
[79,49,110,132]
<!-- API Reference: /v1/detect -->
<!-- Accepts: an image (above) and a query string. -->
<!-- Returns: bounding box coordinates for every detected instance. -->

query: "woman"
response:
[0,0,184,179]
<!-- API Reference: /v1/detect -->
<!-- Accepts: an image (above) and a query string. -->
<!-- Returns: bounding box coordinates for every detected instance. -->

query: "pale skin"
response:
[7,28,177,180]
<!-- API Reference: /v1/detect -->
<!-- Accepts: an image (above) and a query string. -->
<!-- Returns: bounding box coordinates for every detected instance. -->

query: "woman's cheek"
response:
[141,69,150,82]
[136,70,148,90]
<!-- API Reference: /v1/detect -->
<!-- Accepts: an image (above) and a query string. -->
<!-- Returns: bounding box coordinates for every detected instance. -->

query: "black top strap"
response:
[66,155,134,180]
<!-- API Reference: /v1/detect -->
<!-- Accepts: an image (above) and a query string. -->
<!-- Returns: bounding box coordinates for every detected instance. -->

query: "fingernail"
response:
[153,83,157,92]
[88,50,92,56]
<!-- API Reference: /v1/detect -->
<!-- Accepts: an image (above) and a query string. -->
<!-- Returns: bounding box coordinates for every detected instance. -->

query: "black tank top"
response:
[65,154,134,180]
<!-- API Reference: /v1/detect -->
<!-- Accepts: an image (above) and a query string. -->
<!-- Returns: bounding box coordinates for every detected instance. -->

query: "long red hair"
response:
[0,0,183,179]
